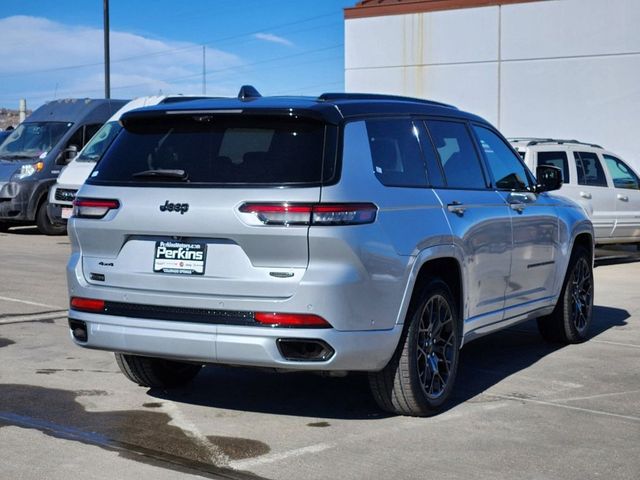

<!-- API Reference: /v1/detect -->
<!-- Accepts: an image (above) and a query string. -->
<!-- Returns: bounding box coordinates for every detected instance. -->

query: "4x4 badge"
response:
[159,201,189,214]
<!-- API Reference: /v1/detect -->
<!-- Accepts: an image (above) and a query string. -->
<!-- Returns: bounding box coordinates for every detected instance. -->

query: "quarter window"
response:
[365,119,428,187]
[537,151,569,183]
[574,152,608,187]
[426,120,486,189]
[603,154,640,190]
[473,125,531,191]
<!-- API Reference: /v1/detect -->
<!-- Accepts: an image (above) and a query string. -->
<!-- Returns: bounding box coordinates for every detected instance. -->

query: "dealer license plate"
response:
[153,241,206,275]
[61,207,73,219]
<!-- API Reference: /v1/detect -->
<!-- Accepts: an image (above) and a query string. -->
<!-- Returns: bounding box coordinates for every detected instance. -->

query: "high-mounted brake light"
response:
[70,297,106,313]
[73,198,120,219]
[254,312,332,328]
[239,203,377,226]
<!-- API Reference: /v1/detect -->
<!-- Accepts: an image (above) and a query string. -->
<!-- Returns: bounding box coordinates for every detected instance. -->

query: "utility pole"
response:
[103,0,111,98]
[202,45,206,95]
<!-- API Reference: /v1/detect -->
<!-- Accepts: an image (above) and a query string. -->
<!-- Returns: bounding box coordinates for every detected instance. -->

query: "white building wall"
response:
[345,0,640,165]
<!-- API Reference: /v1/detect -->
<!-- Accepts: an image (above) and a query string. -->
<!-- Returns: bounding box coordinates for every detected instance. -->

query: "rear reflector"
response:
[70,297,105,312]
[239,203,377,226]
[73,198,120,219]
[254,312,332,328]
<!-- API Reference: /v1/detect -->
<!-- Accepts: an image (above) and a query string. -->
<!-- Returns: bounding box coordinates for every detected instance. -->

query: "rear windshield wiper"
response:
[131,169,188,181]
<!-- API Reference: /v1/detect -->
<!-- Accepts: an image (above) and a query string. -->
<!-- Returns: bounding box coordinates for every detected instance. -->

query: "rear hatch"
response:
[72,111,337,299]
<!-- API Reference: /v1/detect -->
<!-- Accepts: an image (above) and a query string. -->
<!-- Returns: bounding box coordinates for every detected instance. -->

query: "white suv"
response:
[510,138,640,246]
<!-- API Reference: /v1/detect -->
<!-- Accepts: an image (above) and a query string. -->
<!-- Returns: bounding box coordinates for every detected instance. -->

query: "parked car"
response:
[510,138,640,246]
[48,95,208,226]
[0,98,127,234]
[67,87,594,416]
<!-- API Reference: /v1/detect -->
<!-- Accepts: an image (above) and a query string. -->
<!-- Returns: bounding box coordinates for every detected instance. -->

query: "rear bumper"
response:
[67,310,402,371]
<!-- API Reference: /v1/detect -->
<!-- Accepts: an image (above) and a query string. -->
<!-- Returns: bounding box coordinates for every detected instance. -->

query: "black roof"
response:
[121,90,488,127]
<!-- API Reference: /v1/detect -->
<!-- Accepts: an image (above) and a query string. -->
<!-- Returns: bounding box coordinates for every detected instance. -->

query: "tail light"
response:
[73,198,120,219]
[239,203,377,226]
[255,312,332,328]
[70,297,106,313]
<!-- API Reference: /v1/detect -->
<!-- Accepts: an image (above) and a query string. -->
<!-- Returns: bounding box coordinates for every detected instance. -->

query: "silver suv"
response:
[67,87,594,416]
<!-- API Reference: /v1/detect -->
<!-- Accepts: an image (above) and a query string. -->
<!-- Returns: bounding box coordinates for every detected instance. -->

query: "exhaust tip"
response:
[276,338,334,362]
[68,319,88,342]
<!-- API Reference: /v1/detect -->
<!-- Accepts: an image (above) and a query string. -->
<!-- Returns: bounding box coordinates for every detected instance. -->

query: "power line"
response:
[3,43,344,101]
[0,12,340,80]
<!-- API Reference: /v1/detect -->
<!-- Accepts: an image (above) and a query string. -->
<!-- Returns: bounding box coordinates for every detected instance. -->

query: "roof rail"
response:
[317,92,457,109]
[509,137,603,149]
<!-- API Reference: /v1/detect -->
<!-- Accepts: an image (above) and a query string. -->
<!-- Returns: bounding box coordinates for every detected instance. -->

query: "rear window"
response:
[88,115,329,186]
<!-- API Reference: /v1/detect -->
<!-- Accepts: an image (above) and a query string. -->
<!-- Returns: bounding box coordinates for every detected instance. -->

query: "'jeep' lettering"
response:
[159,200,189,214]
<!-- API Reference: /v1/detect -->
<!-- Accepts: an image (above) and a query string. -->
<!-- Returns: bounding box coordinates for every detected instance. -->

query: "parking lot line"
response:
[488,394,640,423]
[230,443,333,470]
[553,389,640,403]
[0,294,65,310]
[591,339,640,349]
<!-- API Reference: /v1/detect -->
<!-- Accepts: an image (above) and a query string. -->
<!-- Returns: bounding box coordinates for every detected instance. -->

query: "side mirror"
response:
[535,165,563,193]
[58,145,79,165]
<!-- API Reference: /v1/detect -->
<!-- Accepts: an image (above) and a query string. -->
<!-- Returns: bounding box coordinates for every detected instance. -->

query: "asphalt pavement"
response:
[1,226,639,479]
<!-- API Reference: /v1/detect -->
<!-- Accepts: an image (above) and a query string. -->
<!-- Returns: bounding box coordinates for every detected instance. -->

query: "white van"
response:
[48,96,206,225]
[510,138,640,246]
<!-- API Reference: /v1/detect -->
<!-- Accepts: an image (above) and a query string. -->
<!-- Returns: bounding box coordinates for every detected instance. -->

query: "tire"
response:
[0,222,10,232]
[537,245,593,344]
[369,278,461,416]
[115,353,202,388]
[36,200,66,235]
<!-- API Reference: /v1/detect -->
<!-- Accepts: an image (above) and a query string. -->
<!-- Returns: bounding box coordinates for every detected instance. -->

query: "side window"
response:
[472,125,531,191]
[426,120,486,189]
[83,124,103,147]
[537,151,569,183]
[574,151,608,187]
[65,128,83,150]
[603,154,640,190]
[365,119,427,187]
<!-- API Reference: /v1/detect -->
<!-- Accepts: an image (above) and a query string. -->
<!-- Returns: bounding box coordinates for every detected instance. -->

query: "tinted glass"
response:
[83,124,103,147]
[537,151,569,183]
[90,115,326,186]
[76,121,122,163]
[426,120,486,189]
[0,122,71,159]
[365,119,427,187]
[603,154,640,190]
[473,126,531,191]
[574,151,608,187]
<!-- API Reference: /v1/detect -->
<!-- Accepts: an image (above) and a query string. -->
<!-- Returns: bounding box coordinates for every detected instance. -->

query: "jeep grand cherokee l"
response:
[66,87,594,416]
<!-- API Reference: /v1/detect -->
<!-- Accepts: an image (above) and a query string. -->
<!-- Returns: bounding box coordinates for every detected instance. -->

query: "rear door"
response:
[424,119,512,329]
[602,153,640,241]
[563,150,616,240]
[72,113,332,299]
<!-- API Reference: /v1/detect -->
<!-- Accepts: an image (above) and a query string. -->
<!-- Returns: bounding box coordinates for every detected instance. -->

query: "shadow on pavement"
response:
[150,305,629,419]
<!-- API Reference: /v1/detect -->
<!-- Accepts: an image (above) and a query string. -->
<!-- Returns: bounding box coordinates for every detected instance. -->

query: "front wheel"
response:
[36,200,66,235]
[115,353,203,388]
[369,278,460,416]
[537,245,593,344]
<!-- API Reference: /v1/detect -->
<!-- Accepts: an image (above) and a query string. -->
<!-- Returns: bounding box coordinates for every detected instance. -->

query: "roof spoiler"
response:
[238,85,262,101]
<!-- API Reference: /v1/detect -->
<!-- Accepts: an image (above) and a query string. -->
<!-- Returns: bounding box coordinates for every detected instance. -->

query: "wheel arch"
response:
[395,245,464,340]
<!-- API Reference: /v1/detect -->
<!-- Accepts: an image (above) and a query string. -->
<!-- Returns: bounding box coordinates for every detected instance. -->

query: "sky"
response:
[0,0,355,109]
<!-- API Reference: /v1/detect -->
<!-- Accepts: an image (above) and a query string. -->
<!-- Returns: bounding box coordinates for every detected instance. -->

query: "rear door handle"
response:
[617,194,629,202]
[447,201,466,216]
[510,203,526,213]
[580,191,592,199]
